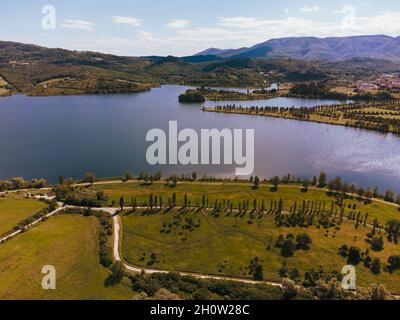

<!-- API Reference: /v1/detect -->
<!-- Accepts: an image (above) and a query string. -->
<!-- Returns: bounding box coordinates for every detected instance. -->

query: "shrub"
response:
[281,239,296,257]
[347,247,361,265]
[370,258,381,275]
[296,233,313,250]
[388,255,400,272]
[370,236,384,252]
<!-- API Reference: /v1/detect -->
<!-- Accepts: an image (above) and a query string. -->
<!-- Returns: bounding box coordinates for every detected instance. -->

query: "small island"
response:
[178,89,206,103]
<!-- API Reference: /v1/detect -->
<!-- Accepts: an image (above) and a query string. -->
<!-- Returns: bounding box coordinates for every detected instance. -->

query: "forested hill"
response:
[1,40,400,96]
[196,35,400,61]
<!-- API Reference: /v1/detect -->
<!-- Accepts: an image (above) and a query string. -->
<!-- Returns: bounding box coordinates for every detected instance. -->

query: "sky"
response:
[1,0,400,56]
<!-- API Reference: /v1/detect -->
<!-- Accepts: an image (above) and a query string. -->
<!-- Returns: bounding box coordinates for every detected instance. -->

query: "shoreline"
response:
[203,107,400,136]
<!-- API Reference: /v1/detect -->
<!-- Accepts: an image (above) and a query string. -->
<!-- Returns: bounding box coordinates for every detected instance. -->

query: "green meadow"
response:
[121,207,400,293]
[0,214,133,300]
[90,182,400,225]
[0,197,47,236]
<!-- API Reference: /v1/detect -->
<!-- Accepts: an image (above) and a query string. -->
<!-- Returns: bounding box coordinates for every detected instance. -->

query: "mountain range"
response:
[195,35,400,61]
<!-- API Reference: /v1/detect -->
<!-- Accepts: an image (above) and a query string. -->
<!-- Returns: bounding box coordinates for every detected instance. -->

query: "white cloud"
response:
[284,8,290,14]
[112,16,142,27]
[300,5,319,13]
[41,10,400,56]
[165,19,190,28]
[61,19,94,31]
[334,5,356,14]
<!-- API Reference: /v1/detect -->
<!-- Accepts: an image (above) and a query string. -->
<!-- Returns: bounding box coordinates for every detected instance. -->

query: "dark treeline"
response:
[289,82,395,101]
[0,177,46,191]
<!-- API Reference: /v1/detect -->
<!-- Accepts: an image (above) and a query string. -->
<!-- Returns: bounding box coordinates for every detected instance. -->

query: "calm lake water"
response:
[0,85,399,191]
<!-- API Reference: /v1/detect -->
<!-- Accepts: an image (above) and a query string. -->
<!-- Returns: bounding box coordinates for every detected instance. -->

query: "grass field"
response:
[0,198,47,236]
[90,182,400,225]
[121,207,400,293]
[0,214,133,300]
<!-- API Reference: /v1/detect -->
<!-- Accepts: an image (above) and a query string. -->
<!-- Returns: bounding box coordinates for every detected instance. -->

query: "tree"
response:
[388,255,400,272]
[328,176,342,192]
[302,180,310,192]
[296,233,312,250]
[172,193,177,207]
[119,196,125,210]
[83,207,93,217]
[347,247,361,265]
[253,264,264,281]
[384,189,395,202]
[373,187,379,198]
[357,188,365,199]
[371,258,381,275]
[372,218,379,235]
[130,197,137,212]
[312,176,318,186]
[124,172,133,182]
[11,177,25,189]
[338,245,349,258]
[290,268,301,283]
[253,176,260,189]
[282,279,298,300]
[84,172,96,184]
[318,172,327,188]
[370,236,384,252]
[271,176,280,191]
[109,262,125,284]
[371,284,388,300]
[148,253,158,266]
[281,239,296,257]
[349,184,358,195]
[58,176,65,185]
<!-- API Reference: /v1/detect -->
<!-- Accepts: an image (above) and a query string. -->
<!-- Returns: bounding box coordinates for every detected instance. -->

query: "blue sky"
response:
[1,0,400,56]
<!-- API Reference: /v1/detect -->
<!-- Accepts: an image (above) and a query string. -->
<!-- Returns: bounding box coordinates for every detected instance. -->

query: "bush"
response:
[54,186,108,207]
[129,272,284,300]
[388,255,400,272]
[347,247,361,265]
[282,279,298,300]
[370,258,381,275]
[296,233,313,250]
[338,245,349,258]
[253,265,264,281]
[281,239,296,257]
[370,236,384,252]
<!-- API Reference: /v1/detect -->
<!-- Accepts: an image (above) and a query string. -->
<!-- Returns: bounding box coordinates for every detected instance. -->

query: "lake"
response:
[0,85,399,192]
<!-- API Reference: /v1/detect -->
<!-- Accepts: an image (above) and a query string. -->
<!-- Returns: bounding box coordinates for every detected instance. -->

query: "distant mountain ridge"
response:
[195,35,400,61]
